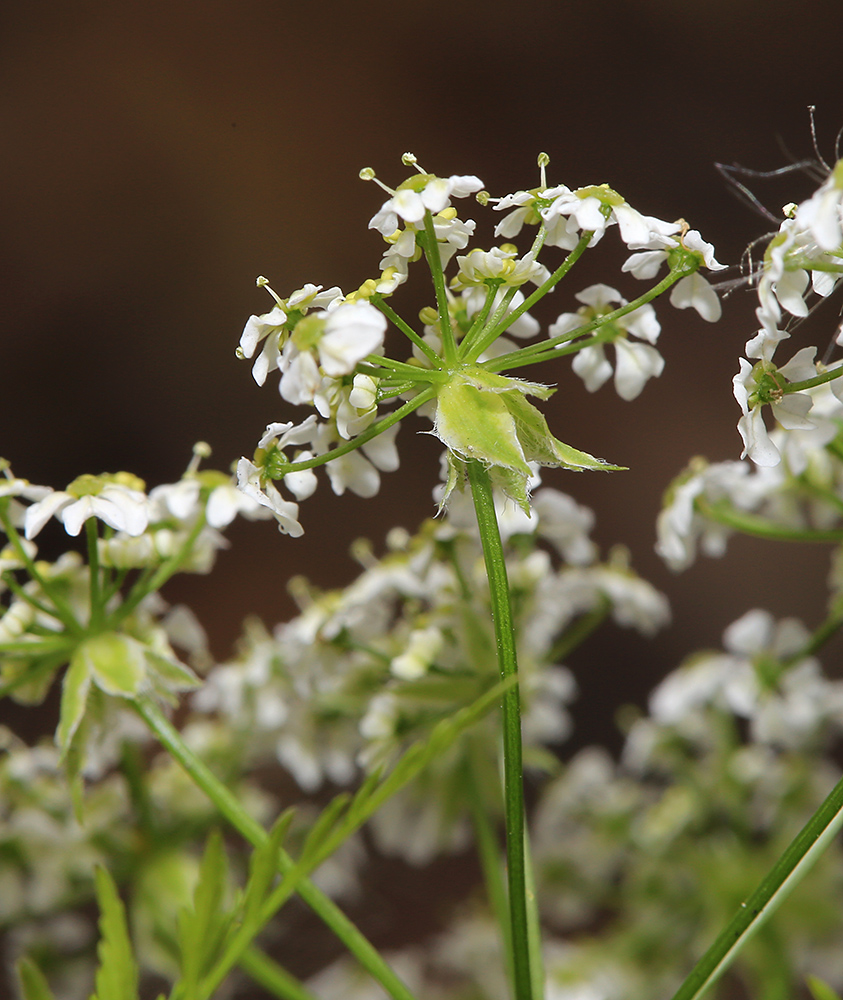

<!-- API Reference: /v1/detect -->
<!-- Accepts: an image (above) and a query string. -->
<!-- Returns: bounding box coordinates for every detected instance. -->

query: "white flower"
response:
[550,284,664,401]
[794,159,843,251]
[669,271,722,322]
[390,626,444,679]
[316,422,400,499]
[542,185,681,250]
[492,184,570,239]
[733,349,818,466]
[318,300,387,376]
[278,301,386,406]
[0,473,52,530]
[368,173,483,237]
[235,459,304,537]
[24,475,149,540]
[452,246,549,289]
[532,488,597,566]
[624,229,725,322]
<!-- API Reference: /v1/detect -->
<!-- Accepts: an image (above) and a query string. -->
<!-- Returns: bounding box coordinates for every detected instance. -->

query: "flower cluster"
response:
[305,606,843,1000]
[734,159,843,466]
[236,155,724,532]
[191,482,667,864]
[0,450,268,774]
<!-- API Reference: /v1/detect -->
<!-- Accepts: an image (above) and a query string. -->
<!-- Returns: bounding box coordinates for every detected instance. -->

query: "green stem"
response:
[486,264,692,373]
[462,232,594,363]
[670,771,843,1000]
[372,295,442,367]
[0,507,83,635]
[238,948,320,1000]
[419,213,458,365]
[781,366,843,394]
[133,697,417,1000]
[278,387,438,476]
[697,498,843,543]
[465,750,514,986]
[466,460,534,1000]
[85,519,103,630]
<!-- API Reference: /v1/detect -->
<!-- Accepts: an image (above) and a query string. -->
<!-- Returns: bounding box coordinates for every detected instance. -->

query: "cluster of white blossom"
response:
[236,158,725,535]
[191,482,667,865]
[305,603,843,1000]
[734,159,843,466]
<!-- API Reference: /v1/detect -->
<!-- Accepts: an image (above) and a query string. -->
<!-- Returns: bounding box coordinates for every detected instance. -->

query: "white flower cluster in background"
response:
[305,600,843,1000]
[734,159,843,466]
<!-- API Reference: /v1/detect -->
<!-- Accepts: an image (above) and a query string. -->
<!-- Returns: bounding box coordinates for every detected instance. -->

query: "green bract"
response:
[433,366,624,511]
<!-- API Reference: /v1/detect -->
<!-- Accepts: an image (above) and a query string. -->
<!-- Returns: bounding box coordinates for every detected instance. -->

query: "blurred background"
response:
[3,1,843,748]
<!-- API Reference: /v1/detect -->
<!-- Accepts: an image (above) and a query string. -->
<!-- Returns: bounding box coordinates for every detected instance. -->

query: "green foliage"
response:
[808,976,843,1000]
[15,958,56,1000]
[91,866,140,1000]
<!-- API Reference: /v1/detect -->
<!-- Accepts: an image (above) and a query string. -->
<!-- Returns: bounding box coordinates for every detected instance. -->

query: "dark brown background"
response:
[3,0,843,753]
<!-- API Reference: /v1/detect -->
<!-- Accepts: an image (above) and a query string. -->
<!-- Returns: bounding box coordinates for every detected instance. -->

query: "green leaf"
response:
[807,976,842,1000]
[82,632,146,696]
[15,957,56,1000]
[241,809,296,927]
[91,866,140,1000]
[175,830,233,995]
[56,649,92,755]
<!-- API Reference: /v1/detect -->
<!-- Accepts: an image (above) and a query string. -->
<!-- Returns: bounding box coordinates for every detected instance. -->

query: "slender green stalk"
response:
[462,232,594,362]
[466,460,534,1000]
[465,751,514,986]
[0,507,83,634]
[670,771,843,1000]
[85,519,103,630]
[239,948,320,1000]
[133,697,418,1000]
[487,264,693,373]
[697,498,843,543]
[372,295,442,367]
[279,387,437,476]
[420,213,458,365]
[522,822,544,1000]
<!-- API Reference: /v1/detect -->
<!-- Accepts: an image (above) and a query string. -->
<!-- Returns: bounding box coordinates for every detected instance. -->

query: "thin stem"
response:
[462,232,594,362]
[279,387,438,476]
[697,498,843,543]
[238,948,320,1000]
[419,214,458,365]
[106,512,208,629]
[781,365,843,394]
[457,284,502,361]
[86,519,103,630]
[0,507,83,635]
[670,771,843,1000]
[466,460,533,1000]
[133,698,417,1000]
[486,264,692,373]
[372,295,442,367]
[465,750,514,986]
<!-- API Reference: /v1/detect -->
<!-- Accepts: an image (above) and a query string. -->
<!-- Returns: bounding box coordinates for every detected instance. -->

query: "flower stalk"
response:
[467,459,534,1000]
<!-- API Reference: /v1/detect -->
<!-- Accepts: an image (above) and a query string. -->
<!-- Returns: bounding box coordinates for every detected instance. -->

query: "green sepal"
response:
[81,632,146,697]
[503,389,625,472]
[434,366,623,512]
[56,649,92,755]
[91,865,140,1000]
[435,375,533,479]
[15,957,56,1000]
[143,647,201,694]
